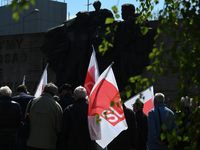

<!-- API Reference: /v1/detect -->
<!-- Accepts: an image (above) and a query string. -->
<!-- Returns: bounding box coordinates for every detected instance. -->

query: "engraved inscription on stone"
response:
[0,39,23,50]
[0,53,27,63]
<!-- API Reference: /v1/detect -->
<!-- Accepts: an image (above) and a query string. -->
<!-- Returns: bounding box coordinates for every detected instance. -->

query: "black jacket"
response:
[61,98,96,150]
[0,96,22,145]
[58,93,75,111]
[107,105,138,150]
[135,110,148,150]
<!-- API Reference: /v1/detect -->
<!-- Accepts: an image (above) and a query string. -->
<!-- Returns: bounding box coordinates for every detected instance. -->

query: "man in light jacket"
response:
[26,83,63,150]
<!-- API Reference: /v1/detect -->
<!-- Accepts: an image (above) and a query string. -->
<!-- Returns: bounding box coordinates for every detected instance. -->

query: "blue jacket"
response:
[12,92,35,120]
[148,103,175,150]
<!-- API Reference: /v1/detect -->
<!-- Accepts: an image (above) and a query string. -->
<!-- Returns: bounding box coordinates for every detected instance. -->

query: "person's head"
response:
[16,85,28,94]
[73,86,86,100]
[43,82,58,97]
[132,99,144,113]
[154,93,165,106]
[0,86,12,97]
[181,96,192,107]
[59,83,72,96]
[121,3,135,20]
[93,1,101,11]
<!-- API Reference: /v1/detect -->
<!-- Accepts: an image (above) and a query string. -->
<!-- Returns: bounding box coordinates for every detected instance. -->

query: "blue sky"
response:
[57,0,165,20]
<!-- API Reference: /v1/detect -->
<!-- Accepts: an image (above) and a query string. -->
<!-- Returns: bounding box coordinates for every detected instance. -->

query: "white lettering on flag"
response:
[88,62,127,148]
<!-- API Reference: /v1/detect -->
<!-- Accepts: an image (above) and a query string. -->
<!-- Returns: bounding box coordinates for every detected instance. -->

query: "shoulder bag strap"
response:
[27,99,33,114]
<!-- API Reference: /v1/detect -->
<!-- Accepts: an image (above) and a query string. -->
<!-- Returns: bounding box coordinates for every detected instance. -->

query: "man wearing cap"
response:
[58,83,75,111]
[132,99,148,150]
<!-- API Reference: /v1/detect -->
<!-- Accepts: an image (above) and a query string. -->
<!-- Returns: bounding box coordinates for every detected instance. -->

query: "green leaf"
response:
[149,52,155,59]
[183,136,189,141]
[111,6,118,14]
[140,26,149,35]
[30,0,35,5]
[110,101,115,107]
[96,118,101,123]
[13,12,19,20]
[161,133,166,141]
[157,28,162,34]
[152,76,156,82]
[115,14,120,18]
[105,17,114,24]
[146,66,152,71]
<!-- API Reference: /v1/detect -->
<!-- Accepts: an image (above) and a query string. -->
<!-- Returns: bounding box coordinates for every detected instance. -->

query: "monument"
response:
[41,2,155,92]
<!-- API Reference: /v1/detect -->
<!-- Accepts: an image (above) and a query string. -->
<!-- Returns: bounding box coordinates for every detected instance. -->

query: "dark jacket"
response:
[58,93,75,111]
[107,105,138,150]
[135,110,148,150]
[12,92,35,120]
[61,98,96,150]
[0,96,22,145]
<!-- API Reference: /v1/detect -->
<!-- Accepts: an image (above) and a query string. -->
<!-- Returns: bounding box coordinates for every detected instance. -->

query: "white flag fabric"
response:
[124,86,154,115]
[88,63,128,148]
[84,47,99,96]
[34,64,48,97]
[22,75,26,85]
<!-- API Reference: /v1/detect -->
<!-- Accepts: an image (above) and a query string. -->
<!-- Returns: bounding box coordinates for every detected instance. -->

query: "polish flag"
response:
[124,86,154,115]
[88,62,128,148]
[84,48,99,96]
[34,64,48,97]
[22,75,26,85]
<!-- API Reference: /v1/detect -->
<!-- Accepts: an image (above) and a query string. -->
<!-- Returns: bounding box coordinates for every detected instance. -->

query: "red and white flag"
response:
[34,64,48,97]
[22,75,26,85]
[84,47,99,96]
[124,86,154,115]
[88,62,128,148]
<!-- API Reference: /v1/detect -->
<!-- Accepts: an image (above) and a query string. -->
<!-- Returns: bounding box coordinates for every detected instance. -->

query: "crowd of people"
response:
[0,83,199,150]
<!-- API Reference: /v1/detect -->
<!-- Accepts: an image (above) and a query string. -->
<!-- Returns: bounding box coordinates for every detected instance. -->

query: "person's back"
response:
[107,105,137,150]
[12,85,35,120]
[0,86,22,149]
[61,86,95,150]
[27,83,63,150]
[148,93,175,150]
[132,100,148,150]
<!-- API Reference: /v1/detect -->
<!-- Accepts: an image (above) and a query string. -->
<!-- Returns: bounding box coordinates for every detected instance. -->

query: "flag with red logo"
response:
[34,64,48,97]
[88,62,128,148]
[84,48,99,96]
[124,86,154,115]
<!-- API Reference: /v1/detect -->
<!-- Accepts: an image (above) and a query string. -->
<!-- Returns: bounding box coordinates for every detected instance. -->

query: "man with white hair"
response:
[61,86,96,150]
[0,86,22,150]
[148,93,175,150]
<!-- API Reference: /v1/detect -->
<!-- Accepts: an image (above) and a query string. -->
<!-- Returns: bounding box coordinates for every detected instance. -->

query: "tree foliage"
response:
[10,0,35,20]
[129,0,200,149]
